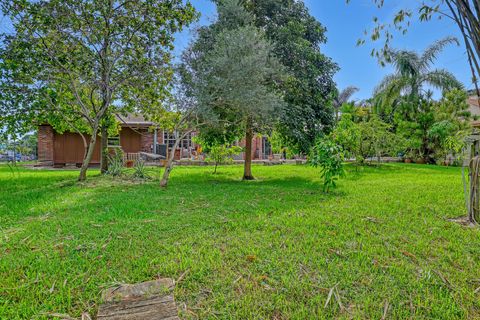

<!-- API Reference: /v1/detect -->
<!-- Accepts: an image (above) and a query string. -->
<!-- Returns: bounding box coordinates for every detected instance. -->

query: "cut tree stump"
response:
[97,278,179,320]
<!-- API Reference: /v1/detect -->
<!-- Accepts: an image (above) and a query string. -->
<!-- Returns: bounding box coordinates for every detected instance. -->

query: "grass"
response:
[0,163,479,319]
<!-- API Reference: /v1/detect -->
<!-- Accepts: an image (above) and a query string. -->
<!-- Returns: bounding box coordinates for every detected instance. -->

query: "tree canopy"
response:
[182,0,285,180]
[0,0,196,180]
[234,0,338,154]
[352,0,480,97]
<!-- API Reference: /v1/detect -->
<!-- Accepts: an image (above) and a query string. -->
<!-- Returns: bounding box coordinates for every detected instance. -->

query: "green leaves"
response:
[309,138,345,193]
[242,0,337,154]
[1,0,197,138]
[374,38,462,114]
[182,0,285,145]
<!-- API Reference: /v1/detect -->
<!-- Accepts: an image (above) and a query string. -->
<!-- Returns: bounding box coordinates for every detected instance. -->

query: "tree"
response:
[237,0,338,154]
[372,39,464,161]
[204,144,242,174]
[428,89,472,163]
[333,86,359,122]
[309,138,345,192]
[331,107,400,164]
[0,0,196,181]
[146,76,206,188]
[375,37,463,101]
[351,0,480,98]
[374,38,463,118]
[182,0,285,180]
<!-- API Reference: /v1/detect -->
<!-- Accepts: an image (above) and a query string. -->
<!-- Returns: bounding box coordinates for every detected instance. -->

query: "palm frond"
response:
[387,49,421,77]
[420,37,459,72]
[374,74,402,96]
[374,75,412,107]
[421,69,464,92]
[335,86,359,107]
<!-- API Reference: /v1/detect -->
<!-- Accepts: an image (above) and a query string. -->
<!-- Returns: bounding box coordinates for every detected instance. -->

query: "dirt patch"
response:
[447,216,477,228]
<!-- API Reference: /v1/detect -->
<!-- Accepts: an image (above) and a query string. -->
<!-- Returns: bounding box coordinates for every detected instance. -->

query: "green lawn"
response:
[1,163,479,319]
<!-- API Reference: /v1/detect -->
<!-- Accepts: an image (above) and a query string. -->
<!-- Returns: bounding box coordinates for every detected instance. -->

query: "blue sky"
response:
[175,0,472,101]
[0,1,471,101]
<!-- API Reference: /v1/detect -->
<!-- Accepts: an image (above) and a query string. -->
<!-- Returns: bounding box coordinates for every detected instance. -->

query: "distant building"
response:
[37,114,271,166]
[468,95,480,127]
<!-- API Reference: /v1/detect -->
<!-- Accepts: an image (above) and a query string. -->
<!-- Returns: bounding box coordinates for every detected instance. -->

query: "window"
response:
[107,136,120,147]
[163,131,193,149]
[163,132,176,148]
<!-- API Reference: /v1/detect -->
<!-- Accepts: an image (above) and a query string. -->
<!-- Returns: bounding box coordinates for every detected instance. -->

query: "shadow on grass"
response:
[1,165,350,227]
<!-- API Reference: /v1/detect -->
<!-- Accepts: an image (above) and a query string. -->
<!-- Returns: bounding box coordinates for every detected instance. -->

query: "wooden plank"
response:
[97,278,179,320]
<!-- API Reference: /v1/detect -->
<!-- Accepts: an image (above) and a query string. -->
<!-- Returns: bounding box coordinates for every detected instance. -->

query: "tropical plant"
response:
[354,0,480,99]
[309,138,345,192]
[374,37,463,117]
[428,89,472,163]
[132,159,150,180]
[106,149,124,177]
[333,86,359,122]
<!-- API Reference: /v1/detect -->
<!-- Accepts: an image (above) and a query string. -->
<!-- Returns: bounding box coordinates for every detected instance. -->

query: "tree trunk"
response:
[160,132,184,188]
[79,132,98,182]
[243,121,255,180]
[469,156,480,224]
[100,124,109,174]
[12,139,16,165]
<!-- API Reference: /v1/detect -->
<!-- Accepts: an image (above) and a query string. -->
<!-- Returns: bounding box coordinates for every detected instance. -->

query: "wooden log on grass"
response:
[97,278,179,320]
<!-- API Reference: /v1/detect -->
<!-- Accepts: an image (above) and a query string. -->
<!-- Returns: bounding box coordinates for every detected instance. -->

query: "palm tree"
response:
[374,37,464,115]
[333,86,359,122]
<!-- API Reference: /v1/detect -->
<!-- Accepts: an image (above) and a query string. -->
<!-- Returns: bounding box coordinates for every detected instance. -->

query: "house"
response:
[37,114,271,166]
[468,95,480,127]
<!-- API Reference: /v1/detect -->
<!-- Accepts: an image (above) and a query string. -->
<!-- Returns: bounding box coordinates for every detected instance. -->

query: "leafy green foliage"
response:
[370,39,469,163]
[428,89,472,163]
[0,0,197,180]
[182,0,286,179]
[309,139,345,192]
[106,149,124,177]
[132,159,150,180]
[238,0,338,154]
[268,130,291,156]
[205,145,243,174]
[332,106,402,164]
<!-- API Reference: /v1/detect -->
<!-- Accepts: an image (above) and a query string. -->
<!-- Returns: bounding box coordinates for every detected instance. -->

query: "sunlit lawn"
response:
[1,163,479,319]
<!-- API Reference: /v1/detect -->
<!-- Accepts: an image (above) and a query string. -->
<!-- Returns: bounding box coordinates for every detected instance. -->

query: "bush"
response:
[206,145,243,174]
[106,149,124,177]
[309,139,345,192]
[132,159,150,180]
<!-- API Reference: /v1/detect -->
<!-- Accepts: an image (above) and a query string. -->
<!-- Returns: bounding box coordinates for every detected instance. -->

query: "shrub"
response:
[132,159,150,180]
[309,138,345,192]
[106,149,124,177]
[206,145,243,174]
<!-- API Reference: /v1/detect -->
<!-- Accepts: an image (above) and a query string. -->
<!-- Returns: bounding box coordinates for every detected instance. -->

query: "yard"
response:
[1,163,479,319]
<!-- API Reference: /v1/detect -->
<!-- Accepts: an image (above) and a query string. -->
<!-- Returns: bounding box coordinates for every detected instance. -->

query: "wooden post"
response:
[470,156,480,223]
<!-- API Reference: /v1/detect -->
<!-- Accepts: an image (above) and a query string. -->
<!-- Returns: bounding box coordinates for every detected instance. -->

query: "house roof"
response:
[115,113,154,128]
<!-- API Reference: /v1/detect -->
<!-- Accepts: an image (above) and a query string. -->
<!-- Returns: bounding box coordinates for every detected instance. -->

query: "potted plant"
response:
[415,158,426,164]
[125,160,134,168]
[404,150,415,163]
[415,152,427,164]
